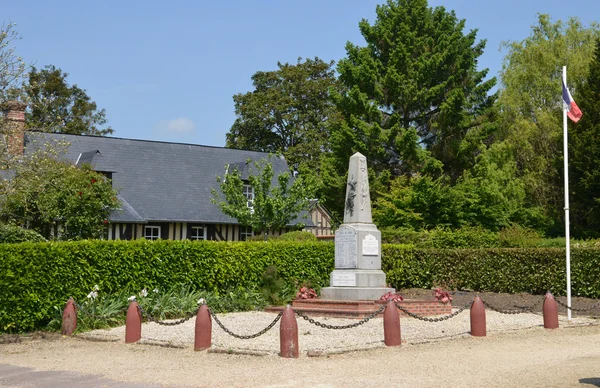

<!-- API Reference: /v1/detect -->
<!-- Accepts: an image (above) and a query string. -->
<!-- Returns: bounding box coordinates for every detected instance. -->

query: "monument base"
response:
[265,299,452,319]
[320,286,395,301]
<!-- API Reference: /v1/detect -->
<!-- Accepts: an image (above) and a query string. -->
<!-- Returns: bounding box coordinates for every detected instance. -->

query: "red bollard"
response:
[543,292,559,329]
[470,296,486,337]
[194,304,212,351]
[61,298,77,335]
[383,300,401,346]
[125,301,142,343]
[279,305,299,358]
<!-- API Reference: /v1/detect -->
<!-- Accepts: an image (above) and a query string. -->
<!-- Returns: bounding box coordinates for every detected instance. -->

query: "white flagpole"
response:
[562,65,572,320]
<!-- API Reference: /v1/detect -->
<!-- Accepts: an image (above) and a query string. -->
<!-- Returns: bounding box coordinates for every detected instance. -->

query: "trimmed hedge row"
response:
[2,240,600,332]
[382,246,600,297]
[0,240,334,333]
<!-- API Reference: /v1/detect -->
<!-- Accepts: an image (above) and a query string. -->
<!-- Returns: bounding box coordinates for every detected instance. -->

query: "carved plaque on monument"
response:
[362,234,379,256]
[331,272,356,287]
[334,226,357,268]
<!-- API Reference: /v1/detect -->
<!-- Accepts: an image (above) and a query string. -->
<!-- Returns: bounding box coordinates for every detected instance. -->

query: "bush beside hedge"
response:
[2,239,600,333]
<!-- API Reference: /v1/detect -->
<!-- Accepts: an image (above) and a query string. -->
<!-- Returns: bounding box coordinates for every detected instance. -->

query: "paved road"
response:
[0,364,166,388]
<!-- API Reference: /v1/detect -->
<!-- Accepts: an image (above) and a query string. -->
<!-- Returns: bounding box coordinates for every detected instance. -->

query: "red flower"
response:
[91,178,97,183]
[380,292,404,302]
[103,219,109,225]
[295,286,318,300]
[78,191,83,196]
[433,288,453,303]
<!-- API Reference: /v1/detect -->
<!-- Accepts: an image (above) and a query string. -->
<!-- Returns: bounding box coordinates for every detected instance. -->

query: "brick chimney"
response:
[1,100,27,156]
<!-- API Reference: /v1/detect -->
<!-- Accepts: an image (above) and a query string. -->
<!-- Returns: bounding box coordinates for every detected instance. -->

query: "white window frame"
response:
[243,184,254,209]
[190,226,206,241]
[144,225,160,240]
[240,225,253,241]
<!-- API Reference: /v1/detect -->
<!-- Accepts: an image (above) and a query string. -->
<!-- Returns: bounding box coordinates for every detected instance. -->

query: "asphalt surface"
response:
[0,364,166,388]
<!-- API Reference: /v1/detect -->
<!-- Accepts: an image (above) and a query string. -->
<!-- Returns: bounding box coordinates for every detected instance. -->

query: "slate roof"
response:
[24,132,311,226]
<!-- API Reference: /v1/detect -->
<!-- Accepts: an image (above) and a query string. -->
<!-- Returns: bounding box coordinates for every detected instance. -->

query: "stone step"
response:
[265,299,452,319]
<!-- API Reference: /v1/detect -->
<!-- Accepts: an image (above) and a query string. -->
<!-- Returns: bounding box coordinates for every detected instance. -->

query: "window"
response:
[144,226,160,240]
[190,226,206,241]
[243,184,254,209]
[240,225,253,241]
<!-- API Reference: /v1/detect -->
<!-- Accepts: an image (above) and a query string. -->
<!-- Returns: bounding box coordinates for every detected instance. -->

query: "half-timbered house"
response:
[1,101,332,241]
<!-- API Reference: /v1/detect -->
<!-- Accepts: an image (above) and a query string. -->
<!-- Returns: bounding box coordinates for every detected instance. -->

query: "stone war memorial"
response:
[320,152,395,301]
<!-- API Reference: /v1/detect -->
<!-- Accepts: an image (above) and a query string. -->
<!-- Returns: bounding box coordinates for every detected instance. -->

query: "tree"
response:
[0,21,25,102]
[323,0,496,218]
[332,0,495,177]
[211,157,315,240]
[497,14,600,235]
[0,141,119,240]
[226,58,339,171]
[23,65,113,136]
[570,38,600,237]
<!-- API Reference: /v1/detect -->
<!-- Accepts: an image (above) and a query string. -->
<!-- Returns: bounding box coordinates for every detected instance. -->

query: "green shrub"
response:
[277,231,318,241]
[382,245,600,298]
[0,239,334,332]
[0,224,46,243]
[261,265,284,305]
[498,224,544,247]
[428,227,499,248]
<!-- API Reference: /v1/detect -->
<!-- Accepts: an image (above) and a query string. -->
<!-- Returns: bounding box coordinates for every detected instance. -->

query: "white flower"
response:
[128,295,136,302]
[87,291,98,299]
[153,288,159,294]
[197,298,206,305]
[93,284,99,291]
[139,288,148,297]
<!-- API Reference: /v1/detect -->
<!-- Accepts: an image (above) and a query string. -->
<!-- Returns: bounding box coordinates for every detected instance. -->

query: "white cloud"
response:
[155,117,196,135]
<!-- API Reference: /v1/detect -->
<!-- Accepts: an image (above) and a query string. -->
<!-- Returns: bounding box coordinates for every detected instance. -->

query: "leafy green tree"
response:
[0,142,119,239]
[24,65,113,136]
[373,142,549,231]
[373,174,458,230]
[211,158,315,240]
[226,57,339,171]
[497,14,600,234]
[570,38,600,237]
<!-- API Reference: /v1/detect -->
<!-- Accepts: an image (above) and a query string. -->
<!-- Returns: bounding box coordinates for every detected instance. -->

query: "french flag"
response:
[562,81,582,123]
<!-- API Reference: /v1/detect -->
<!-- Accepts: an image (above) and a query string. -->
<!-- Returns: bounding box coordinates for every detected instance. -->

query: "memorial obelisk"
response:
[321,152,395,300]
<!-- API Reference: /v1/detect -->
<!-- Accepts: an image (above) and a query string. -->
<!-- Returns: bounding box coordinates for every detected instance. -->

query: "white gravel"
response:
[81,309,599,356]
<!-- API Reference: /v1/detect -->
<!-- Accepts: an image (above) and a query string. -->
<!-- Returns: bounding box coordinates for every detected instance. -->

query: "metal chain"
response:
[209,309,283,339]
[394,299,473,322]
[555,298,600,312]
[294,303,387,329]
[138,305,199,326]
[481,299,536,315]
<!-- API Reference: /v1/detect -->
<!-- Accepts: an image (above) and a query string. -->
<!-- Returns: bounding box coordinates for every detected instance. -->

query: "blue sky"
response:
[4,1,599,147]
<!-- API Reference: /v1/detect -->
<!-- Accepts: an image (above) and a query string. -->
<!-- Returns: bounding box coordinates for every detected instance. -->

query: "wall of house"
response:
[304,205,334,236]
[107,222,285,241]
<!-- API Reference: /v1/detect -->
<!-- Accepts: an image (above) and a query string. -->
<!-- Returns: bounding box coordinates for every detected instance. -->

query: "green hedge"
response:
[2,239,600,333]
[0,240,334,333]
[382,245,600,297]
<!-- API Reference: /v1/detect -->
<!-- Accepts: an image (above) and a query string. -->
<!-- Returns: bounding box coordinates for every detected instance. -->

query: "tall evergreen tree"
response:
[323,0,496,218]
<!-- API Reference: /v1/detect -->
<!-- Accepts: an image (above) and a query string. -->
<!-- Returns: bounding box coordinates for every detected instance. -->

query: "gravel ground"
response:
[81,307,599,356]
[3,291,600,387]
